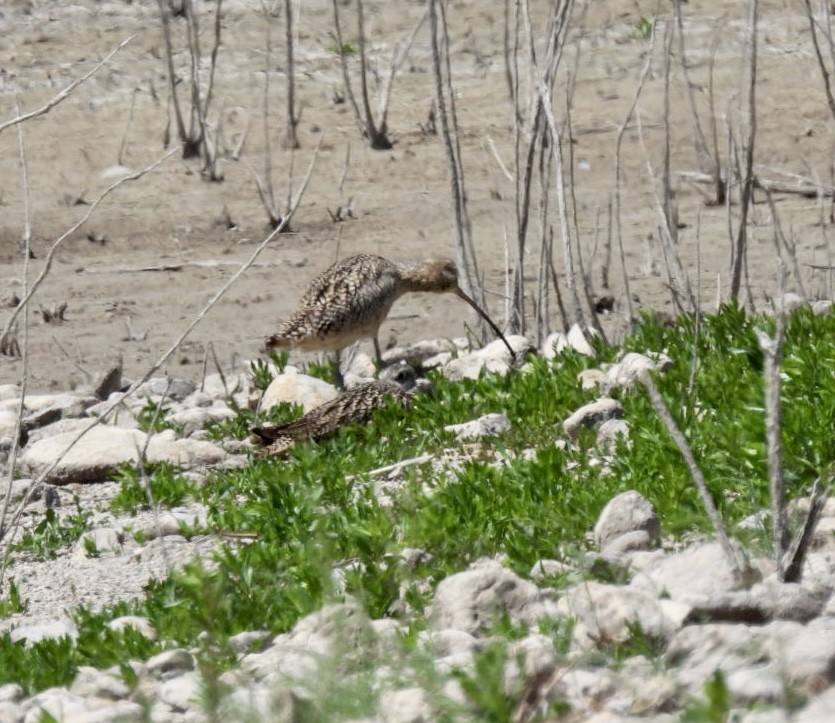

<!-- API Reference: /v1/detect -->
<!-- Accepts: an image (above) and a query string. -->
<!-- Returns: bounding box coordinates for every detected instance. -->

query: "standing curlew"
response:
[265,254,514,381]
[251,364,421,457]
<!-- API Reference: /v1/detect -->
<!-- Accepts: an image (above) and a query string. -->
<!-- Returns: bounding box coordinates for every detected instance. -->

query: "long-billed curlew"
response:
[251,364,421,457]
[264,254,514,382]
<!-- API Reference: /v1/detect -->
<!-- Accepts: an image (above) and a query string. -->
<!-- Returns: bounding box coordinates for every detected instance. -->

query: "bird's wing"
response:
[252,381,411,445]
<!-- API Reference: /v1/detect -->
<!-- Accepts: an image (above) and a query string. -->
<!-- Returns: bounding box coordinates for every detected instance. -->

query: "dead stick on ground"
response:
[0,142,321,582]
[640,371,747,578]
[782,472,832,582]
[0,35,135,137]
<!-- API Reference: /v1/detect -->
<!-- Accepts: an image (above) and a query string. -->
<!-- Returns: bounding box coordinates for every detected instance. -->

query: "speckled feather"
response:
[266,255,405,351]
[251,379,413,457]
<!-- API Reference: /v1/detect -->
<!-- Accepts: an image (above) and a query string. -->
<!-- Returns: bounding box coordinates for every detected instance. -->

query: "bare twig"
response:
[0,36,135,137]
[613,25,657,331]
[0,96,34,548]
[428,0,482,312]
[641,372,746,578]
[284,0,300,149]
[730,0,759,300]
[782,473,832,582]
[755,262,789,575]
[0,148,179,354]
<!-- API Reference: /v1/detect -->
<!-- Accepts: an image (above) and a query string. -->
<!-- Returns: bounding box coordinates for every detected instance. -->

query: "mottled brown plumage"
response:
[251,365,418,458]
[265,254,513,363]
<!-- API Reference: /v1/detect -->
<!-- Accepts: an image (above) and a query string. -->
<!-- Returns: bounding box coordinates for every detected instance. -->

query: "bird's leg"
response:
[373,335,384,373]
[332,350,346,390]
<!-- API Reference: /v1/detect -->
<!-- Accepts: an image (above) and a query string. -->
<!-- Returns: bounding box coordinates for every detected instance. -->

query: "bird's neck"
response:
[398,264,436,293]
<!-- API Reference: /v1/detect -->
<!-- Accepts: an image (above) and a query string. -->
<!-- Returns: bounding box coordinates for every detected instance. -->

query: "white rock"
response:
[19,426,227,484]
[444,413,511,440]
[529,559,573,580]
[557,668,618,710]
[107,616,157,642]
[378,687,432,723]
[11,618,78,646]
[775,621,835,686]
[146,649,195,679]
[503,634,556,693]
[68,701,148,722]
[418,629,480,658]
[603,352,672,392]
[795,684,835,722]
[0,385,20,401]
[0,411,19,443]
[577,369,605,390]
[222,685,276,722]
[632,540,755,602]
[0,684,23,703]
[542,332,568,360]
[563,398,623,440]
[259,373,338,414]
[594,491,660,550]
[0,701,22,722]
[22,690,88,723]
[228,630,271,654]
[140,508,208,539]
[442,335,533,381]
[775,292,807,314]
[70,666,130,700]
[811,299,834,316]
[242,604,370,687]
[566,324,598,356]
[382,338,462,366]
[201,371,251,401]
[144,377,196,402]
[165,404,236,435]
[158,671,201,712]
[667,621,800,693]
[596,418,631,454]
[0,393,97,415]
[725,664,784,705]
[601,530,654,557]
[557,581,677,651]
[429,561,558,635]
[73,527,124,558]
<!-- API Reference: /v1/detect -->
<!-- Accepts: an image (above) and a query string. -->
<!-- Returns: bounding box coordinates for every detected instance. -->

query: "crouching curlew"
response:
[264,254,514,383]
[251,364,421,457]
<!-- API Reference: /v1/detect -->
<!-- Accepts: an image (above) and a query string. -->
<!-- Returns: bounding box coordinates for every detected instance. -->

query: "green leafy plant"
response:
[682,670,731,722]
[13,503,90,560]
[111,463,197,514]
[0,580,27,616]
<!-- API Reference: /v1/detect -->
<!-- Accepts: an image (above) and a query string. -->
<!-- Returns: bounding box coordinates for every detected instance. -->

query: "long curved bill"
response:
[455,288,516,359]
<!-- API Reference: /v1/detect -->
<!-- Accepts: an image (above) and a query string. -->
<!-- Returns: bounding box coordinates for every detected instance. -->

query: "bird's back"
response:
[270,255,403,349]
[252,379,412,451]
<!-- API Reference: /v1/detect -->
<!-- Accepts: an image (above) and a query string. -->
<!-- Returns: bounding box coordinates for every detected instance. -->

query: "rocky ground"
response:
[0,300,833,721]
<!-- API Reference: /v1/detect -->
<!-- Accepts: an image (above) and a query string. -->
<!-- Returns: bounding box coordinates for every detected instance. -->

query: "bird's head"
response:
[417,257,460,293]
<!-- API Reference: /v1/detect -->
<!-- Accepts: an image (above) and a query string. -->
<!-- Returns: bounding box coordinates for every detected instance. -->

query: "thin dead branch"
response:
[755,263,789,575]
[730,0,759,300]
[640,371,747,578]
[0,36,135,137]
[0,148,180,354]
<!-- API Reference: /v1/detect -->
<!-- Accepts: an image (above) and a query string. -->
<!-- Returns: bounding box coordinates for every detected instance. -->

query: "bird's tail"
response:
[264,334,287,350]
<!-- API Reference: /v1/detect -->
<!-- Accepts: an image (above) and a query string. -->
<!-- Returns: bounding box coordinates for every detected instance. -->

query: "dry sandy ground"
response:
[0,0,832,392]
